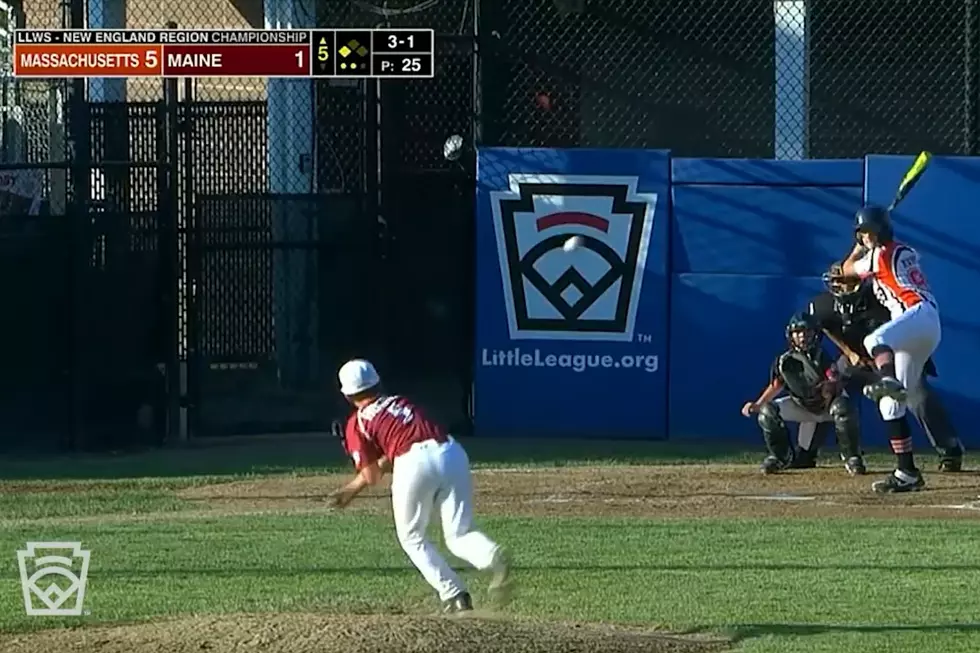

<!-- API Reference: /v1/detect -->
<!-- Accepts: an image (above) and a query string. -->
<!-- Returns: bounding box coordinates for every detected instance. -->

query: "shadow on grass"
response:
[726,622,980,642]
[98,562,980,578]
[0,433,952,482]
[0,436,765,481]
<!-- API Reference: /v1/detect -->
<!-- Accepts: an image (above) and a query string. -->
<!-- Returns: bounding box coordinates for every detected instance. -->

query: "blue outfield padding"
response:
[667,273,827,441]
[672,185,862,275]
[863,155,980,449]
[471,150,980,448]
[474,148,671,438]
[671,158,864,186]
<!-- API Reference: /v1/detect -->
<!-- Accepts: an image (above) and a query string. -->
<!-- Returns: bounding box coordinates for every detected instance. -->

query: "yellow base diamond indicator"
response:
[335,30,372,75]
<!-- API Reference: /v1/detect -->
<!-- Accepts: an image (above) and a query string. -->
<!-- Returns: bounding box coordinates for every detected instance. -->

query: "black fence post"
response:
[162,21,182,443]
[182,77,198,439]
[965,0,980,154]
[66,0,88,451]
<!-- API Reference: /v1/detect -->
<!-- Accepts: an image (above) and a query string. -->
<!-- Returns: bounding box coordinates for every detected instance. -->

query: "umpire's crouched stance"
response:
[742,313,865,475]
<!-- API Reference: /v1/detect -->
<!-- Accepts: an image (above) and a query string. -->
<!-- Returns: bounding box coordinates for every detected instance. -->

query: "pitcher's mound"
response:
[0,613,728,653]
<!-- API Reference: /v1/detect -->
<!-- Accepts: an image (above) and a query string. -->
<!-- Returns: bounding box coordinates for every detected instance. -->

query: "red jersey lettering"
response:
[343,395,447,468]
[853,242,936,318]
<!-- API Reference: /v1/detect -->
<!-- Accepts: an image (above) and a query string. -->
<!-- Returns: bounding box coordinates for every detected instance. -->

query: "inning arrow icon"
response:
[317,36,329,70]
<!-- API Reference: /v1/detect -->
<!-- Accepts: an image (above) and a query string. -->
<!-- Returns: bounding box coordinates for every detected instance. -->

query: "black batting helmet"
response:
[854,205,894,242]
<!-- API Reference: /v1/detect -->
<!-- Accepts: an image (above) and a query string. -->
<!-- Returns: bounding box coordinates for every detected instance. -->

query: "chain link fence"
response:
[481,0,980,158]
[317,0,477,430]
[2,0,69,168]
[12,0,974,444]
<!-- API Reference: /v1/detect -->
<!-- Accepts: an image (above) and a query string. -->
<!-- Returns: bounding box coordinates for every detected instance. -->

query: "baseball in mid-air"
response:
[563,235,584,252]
[443,134,463,161]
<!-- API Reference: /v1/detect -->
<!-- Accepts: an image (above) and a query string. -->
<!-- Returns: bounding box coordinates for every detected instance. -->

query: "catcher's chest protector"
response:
[778,351,825,402]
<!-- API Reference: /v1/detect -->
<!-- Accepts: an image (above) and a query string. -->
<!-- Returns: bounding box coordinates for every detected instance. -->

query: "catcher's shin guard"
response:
[757,402,793,465]
[829,395,861,459]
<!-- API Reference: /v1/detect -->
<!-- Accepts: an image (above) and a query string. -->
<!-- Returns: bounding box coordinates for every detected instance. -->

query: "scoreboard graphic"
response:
[11,28,434,78]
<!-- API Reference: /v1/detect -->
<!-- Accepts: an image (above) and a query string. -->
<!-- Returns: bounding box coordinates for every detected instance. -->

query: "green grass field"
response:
[1,437,978,652]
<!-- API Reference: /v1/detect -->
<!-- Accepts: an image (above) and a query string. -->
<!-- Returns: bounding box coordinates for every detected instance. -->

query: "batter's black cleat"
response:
[442,592,473,614]
[872,470,925,494]
[939,458,963,473]
[760,454,792,475]
[863,376,907,403]
[844,456,867,476]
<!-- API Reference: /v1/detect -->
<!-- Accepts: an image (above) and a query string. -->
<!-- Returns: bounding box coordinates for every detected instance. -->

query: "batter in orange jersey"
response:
[840,205,944,494]
[857,241,937,318]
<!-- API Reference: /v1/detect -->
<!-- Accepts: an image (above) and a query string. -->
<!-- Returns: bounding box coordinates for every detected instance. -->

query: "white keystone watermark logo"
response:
[17,542,91,616]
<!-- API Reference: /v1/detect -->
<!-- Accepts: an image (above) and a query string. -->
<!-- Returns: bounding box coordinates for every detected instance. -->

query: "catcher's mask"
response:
[823,261,867,319]
[823,261,861,296]
[786,312,819,352]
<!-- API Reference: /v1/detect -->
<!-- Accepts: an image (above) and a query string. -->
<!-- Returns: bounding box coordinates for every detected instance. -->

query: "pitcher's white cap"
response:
[338,359,381,396]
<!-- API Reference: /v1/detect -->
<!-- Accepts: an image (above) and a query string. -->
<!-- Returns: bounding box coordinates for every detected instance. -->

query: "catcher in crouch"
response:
[741,312,864,475]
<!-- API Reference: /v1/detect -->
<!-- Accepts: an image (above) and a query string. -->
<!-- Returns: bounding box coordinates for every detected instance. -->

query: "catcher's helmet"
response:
[854,205,893,242]
[786,311,819,352]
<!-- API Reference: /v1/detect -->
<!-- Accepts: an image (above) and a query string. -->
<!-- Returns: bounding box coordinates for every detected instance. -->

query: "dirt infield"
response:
[0,614,727,653]
[177,464,980,521]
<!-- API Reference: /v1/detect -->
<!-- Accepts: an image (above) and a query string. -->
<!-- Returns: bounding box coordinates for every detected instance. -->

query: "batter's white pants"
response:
[863,302,941,420]
[390,437,501,601]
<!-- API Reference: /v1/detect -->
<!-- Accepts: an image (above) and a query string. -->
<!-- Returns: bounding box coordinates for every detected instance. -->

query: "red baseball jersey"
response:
[343,395,448,470]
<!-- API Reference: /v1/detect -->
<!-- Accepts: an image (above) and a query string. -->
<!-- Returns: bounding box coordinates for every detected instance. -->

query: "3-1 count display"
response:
[372,29,432,53]
[11,28,435,78]
[310,28,434,78]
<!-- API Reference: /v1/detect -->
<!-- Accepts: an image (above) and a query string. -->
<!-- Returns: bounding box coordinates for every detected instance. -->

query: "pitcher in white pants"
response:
[390,437,507,606]
[841,205,944,493]
[328,358,513,613]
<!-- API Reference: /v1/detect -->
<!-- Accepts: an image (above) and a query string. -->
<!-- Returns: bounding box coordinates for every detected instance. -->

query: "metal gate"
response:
[0,94,173,452]
[181,94,382,436]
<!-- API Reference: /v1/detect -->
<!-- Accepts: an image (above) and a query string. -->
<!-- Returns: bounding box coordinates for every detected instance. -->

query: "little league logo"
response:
[490,174,657,341]
[17,542,91,616]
